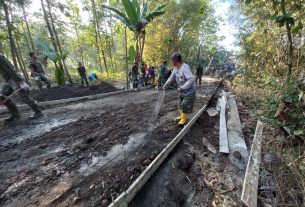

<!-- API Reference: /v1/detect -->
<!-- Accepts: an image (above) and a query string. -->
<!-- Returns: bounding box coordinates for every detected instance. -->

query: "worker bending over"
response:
[163,52,196,126]
[0,54,43,122]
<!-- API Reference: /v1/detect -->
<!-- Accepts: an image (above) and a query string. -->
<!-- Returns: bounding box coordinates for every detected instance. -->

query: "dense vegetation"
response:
[0,0,220,84]
[0,0,304,204]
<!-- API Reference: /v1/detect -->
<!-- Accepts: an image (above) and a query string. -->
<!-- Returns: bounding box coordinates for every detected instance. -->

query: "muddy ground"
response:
[0,77,220,207]
[131,85,247,207]
[13,82,118,103]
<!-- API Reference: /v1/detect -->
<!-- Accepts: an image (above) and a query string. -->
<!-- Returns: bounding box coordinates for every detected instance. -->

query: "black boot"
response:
[4,100,21,122]
[29,103,43,119]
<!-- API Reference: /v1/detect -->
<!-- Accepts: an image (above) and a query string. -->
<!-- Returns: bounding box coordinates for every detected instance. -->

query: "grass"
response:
[231,73,305,206]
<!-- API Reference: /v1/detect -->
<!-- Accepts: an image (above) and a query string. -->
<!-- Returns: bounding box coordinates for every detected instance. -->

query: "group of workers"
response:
[0,52,100,124]
[130,53,203,126]
[77,62,99,86]
[1,50,201,126]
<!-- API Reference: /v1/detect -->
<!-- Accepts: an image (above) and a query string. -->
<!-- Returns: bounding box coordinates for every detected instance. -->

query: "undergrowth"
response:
[231,73,305,206]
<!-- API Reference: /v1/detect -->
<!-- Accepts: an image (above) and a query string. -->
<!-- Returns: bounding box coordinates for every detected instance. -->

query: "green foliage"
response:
[55,66,65,85]
[102,0,166,33]
[128,46,135,62]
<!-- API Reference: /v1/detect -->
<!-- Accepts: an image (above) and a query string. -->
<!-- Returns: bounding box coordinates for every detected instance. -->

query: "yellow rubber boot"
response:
[178,113,188,126]
[176,109,183,121]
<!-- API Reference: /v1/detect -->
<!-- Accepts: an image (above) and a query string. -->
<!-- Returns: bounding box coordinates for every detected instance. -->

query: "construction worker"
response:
[130,62,139,89]
[140,62,146,87]
[158,61,168,90]
[195,63,203,86]
[0,54,43,122]
[162,53,196,126]
[88,72,99,82]
[77,62,89,86]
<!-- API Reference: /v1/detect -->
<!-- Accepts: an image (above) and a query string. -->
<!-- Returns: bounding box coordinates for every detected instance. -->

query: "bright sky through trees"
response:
[28,0,238,51]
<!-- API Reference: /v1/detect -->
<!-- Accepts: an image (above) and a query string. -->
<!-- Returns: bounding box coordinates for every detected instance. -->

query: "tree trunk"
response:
[197,45,201,62]
[41,0,66,81]
[91,0,103,73]
[96,18,108,73]
[140,30,146,62]
[0,0,19,71]
[21,22,32,52]
[135,32,140,64]
[281,0,293,79]
[45,0,72,83]
[21,4,35,51]
[125,27,129,89]
[73,23,84,65]
[296,48,301,72]
[16,39,29,81]
[0,40,3,54]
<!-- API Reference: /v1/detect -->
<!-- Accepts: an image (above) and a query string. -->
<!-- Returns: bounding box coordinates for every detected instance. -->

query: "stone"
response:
[79,144,88,151]
[233,151,242,159]
[101,199,109,207]
[142,159,151,166]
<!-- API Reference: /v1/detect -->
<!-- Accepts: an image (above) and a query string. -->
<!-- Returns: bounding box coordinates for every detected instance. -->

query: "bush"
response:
[55,67,65,85]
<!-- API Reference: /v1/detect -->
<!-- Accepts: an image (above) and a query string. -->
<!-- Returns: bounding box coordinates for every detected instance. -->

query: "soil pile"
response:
[14,82,118,103]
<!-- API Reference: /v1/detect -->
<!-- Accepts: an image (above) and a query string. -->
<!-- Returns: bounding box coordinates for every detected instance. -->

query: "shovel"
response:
[0,88,21,105]
[152,90,166,121]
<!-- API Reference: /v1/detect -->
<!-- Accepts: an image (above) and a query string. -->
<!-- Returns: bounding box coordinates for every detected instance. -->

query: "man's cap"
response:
[171,52,182,62]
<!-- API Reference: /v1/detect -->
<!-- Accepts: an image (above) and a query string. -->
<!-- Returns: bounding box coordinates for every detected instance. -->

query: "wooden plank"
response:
[108,82,221,207]
[219,93,229,153]
[227,97,249,169]
[241,120,264,207]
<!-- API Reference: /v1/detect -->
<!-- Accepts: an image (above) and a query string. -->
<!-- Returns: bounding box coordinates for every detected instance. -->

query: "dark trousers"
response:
[80,76,89,86]
[196,75,202,86]
[35,73,51,91]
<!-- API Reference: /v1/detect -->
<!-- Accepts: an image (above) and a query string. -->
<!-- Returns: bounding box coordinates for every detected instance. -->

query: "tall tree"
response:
[16,0,35,51]
[90,0,104,73]
[45,0,72,83]
[0,0,20,71]
[102,0,167,63]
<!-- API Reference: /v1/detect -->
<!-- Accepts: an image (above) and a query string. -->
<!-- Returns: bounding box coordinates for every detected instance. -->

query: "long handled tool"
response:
[0,88,21,105]
[152,90,166,121]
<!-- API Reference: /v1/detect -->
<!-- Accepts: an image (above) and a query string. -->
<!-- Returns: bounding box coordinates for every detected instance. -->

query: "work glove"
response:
[34,76,40,81]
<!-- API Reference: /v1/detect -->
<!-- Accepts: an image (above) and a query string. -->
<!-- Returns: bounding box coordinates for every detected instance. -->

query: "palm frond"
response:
[121,0,138,24]
[101,3,132,26]
[146,3,167,22]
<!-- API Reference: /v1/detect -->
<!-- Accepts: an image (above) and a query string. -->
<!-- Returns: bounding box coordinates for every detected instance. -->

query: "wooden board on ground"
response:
[241,120,264,207]
[219,92,229,154]
[227,97,249,169]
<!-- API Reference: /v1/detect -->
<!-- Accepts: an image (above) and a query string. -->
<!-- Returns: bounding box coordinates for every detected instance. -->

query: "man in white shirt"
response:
[162,53,196,126]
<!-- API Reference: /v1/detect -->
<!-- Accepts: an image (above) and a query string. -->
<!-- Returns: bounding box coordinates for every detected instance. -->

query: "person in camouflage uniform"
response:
[29,52,51,92]
[158,61,168,90]
[0,54,43,122]
[130,62,139,89]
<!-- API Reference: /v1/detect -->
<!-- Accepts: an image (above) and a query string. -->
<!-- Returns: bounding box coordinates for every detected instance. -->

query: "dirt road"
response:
[0,78,219,207]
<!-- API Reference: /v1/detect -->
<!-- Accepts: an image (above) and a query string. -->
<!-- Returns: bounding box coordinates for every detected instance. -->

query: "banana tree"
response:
[35,42,67,85]
[102,0,166,63]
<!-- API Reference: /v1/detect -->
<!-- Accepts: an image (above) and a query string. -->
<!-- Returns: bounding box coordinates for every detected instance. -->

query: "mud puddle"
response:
[0,118,77,147]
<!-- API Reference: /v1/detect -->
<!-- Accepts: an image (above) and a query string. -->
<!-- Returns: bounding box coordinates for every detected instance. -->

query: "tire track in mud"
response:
[0,80,219,207]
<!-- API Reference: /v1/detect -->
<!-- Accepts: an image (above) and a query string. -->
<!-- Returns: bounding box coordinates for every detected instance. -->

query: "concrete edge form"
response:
[108,81,221,207]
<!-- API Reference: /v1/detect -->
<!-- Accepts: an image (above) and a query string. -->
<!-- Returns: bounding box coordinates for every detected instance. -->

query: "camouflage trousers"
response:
[1,83,41,115]
[178,91,196,114]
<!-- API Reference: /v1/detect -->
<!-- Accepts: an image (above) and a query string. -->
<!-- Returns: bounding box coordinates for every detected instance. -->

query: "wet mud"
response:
[14,82,118,103]
[0,78,220,207]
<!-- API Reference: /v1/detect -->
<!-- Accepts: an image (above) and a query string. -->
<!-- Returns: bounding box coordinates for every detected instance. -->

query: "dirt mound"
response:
[14,82,118,103]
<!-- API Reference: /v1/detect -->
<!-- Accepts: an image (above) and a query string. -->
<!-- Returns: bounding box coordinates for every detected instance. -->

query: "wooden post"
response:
[241,120,264,207]
[219,92,229,153]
